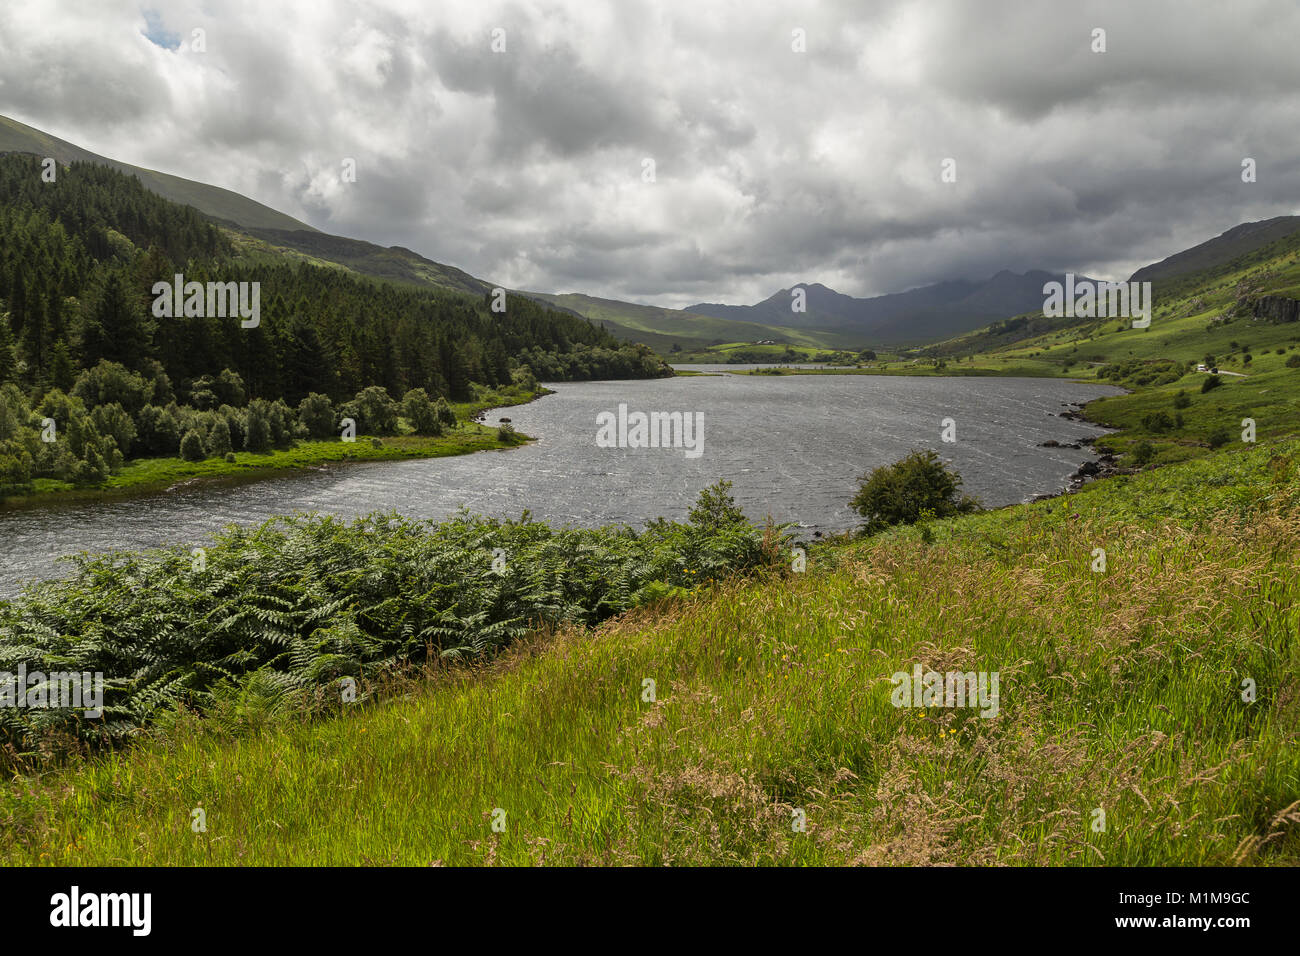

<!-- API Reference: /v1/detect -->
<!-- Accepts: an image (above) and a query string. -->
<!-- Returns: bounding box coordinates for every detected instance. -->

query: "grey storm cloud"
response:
[0,0,1298,308]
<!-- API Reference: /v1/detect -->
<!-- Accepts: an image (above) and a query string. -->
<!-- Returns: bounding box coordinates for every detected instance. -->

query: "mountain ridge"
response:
[684,270,1088,345]
[7,113,1299,354]
[0,114,318,235]
[1129,215,1300,284]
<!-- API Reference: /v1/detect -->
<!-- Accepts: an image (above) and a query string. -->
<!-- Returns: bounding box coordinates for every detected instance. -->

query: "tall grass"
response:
[0,445,1296,865]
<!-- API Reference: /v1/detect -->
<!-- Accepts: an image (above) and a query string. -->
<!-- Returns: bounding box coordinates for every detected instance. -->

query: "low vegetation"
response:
[1,443,1294,865]
[0,481,789,762]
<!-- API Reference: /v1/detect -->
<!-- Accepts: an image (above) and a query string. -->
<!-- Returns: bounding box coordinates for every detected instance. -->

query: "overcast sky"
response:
[2,0,1299,308]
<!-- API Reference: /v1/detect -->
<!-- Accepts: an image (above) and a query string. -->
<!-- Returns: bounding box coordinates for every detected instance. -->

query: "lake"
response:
[0,371,1122,596]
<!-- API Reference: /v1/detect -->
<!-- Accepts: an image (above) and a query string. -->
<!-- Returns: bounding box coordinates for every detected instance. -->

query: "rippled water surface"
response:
[0,372,1121,595]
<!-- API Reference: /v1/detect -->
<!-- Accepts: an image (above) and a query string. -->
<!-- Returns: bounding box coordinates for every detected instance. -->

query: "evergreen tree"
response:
[83,273,150,370]
[0,316,16,384]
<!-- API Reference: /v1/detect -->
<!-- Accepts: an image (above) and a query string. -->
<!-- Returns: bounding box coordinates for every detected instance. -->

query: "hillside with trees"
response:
[0,154,669,492]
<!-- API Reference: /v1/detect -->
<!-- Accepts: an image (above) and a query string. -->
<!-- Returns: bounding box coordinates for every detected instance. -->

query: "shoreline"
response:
[0,388,551,512]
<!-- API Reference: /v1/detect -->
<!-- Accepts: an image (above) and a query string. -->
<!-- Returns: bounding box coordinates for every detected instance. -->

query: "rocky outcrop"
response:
[1064,453,1128,492]
[1252,295,1300,324]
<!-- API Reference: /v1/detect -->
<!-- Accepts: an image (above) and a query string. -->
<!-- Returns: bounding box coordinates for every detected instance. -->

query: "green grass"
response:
[4,226,1300,866]
[2,441,1296,866]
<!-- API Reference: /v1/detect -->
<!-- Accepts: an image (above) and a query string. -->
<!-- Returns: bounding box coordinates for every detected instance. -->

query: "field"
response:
[2,440,1296,865]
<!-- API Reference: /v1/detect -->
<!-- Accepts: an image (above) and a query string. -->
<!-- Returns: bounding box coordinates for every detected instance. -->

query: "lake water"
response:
[0,372,1121,596]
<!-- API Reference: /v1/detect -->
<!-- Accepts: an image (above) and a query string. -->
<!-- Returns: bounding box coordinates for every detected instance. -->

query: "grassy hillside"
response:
[0,114,316,234]
[1,114,498,300]
[1131,216,1300,284]
[892,225,1300,466]
[247,229,494,297]
[1,440,1295,866]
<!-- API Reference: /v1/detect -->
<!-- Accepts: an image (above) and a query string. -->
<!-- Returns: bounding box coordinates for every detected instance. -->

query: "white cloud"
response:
[0,0,1297,308]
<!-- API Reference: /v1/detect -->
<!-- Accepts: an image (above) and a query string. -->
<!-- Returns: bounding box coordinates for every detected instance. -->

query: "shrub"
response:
[850,450,979,534]
[1173,390,1191,409]
[497,422,517,443]
[206,417,233,456]
[1130,440,1155,466]
[434,396,457,430]
[349,386,399,435]
[1141,411,1175,433]
[1206,428,1231,449]
[179,429,207,461]
[297,392,336,439]
[1201,375,1223,393]
[401,388,442,436]
[1287,355,1300,368]
[244,401,273,452]
[687,478,747,531]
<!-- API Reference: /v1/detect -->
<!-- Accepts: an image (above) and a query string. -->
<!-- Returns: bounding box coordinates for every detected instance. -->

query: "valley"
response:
[0,109,1297,874]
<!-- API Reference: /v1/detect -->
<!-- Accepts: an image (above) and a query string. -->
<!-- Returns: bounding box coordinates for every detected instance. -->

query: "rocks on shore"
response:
[1064,452,1128,492]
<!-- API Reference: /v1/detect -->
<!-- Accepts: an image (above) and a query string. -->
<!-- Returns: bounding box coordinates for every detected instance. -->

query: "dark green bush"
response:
[1142,411,1175,433]
[850,450,980,534]
[401,388,443,436]
[179,428,206,461]
[297,392,336,439]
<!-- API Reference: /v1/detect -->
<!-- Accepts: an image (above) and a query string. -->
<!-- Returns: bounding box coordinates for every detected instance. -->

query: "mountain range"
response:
[683,271,1093,345]
[4,112,1298,352]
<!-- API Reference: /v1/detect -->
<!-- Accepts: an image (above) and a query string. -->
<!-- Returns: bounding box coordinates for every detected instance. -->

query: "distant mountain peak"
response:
[683,269,1076,345]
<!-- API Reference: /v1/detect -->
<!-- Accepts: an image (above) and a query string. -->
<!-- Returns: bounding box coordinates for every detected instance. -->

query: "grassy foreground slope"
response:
[3,441,1296,866]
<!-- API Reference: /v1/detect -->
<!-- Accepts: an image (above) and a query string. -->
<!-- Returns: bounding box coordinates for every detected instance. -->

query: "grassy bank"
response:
[2,440,1295,865]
